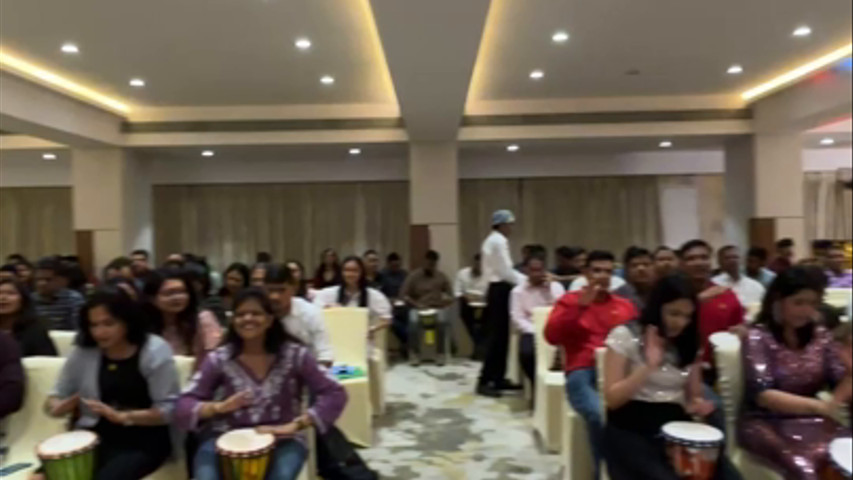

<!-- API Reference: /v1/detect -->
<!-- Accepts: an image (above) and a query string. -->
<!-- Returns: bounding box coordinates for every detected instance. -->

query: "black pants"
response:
[478,281,513,386]
[459,298,486,359]
[95,443,170,480]
[519,333,535,389]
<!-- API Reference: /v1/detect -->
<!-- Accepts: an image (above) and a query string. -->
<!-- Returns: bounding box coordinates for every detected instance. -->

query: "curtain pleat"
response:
[804,171,852,242]
[0,187,74,259]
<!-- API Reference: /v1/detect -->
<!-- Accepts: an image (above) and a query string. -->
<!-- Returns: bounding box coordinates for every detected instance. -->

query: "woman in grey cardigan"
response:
[34,286,180,480]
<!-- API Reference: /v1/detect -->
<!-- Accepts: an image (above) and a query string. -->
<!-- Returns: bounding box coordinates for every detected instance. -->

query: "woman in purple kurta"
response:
[738,267,852,480]
[176,288,347,480]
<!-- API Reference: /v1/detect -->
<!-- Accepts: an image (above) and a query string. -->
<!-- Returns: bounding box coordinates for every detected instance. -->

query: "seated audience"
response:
[545,250,637,479]
[745,246,777,289]
[250,262,268,287]
[400,250,454,365]
[769,238,796,273]
[38,287,180,480]
[613,246,656,311]
[456,253,489,360]
[713,245,766,310]
[32,257,85,330]
[58,258,89,294]
[11,256,35,288]
[511,256,565,387]
[175,288,347,480]
[0,263,18,281]
[0,278,57,356]
[0,331,24,420]
[218,262,251,313]
[312,248,343,289]
[285,259,315,301]
[142,269,222,366]
[103,256,134,281]
[804,266,845,331]
[264,263,333,367]
[363,249,385,290]
[256,251,273,264]
[653,246,679,278]
[380,252,409,353]
[568,250,627,292]
[739,266,852,480]
[130,249,152,283]
[603,275,742,480]
[106,276,141,301]
[812,239,834,267]
[186,261,227,325]
[825,242,852,288]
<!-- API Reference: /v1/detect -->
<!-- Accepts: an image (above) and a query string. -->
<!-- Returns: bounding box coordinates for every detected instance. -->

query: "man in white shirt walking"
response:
[478,209,526,398]
[264,263,334,368]
[511,255,565,389]
[712,245,766,314]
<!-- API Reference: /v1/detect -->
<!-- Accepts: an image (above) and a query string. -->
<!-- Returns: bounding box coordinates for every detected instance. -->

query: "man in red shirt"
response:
[545,250,636,480]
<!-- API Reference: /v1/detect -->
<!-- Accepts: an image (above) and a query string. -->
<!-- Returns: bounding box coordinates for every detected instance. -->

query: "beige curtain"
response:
[804,171,853,242]
[460,176,662,262]
[0,187,74,260]
[695,175,726,249]
[153,182,410,271]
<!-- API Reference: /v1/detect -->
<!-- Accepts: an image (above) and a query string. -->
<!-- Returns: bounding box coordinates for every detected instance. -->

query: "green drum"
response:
[37,431,98,480]
[216,429,275,480]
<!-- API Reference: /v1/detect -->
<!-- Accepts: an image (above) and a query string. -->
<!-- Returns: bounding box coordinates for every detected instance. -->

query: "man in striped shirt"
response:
[32,257,85,330]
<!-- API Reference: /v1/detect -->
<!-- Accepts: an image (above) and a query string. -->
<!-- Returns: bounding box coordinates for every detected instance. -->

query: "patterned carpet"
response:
[360,361,562,480]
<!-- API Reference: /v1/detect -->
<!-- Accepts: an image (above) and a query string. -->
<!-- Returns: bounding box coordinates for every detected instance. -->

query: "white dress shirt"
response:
[281,297,334,365]
[454,267,489,298]
[712,272,765,309]
[510,280,566,334]
[568,275,626,292]
[313,285,392,326]
[481,230,525,285]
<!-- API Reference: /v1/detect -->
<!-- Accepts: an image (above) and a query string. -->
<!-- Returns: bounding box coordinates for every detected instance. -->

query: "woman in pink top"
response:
[143,269,222,368]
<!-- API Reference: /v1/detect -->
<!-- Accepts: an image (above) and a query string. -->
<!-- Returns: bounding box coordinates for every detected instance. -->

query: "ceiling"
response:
[469,0,852,101]
[0,0,396,107]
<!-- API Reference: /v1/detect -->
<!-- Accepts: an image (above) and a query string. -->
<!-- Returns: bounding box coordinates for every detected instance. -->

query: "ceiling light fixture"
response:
[529,69,545,80]
[552,31,570,44]
[727,64,744,75]
[820,137,836,146]
[741,43,853,101]
[42,153,57,160]
[201,150,215,157]
[659,141,673,148]
[320,75,335,85]
[0,50,130,113]
[60,43,79,54]
[507,144,520,152]
[349,148,362,156]
[792,26,813,37]
[129,78,146,87]
[295,38,312,50]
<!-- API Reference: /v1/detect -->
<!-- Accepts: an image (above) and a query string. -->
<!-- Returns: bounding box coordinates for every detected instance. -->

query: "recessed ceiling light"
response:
[820,137,836,146]
[349,148,362,156]
[129,78,146,87]
[320,75,335,85]
[295,38,312,50]
[659,141,673,148]
[42,153,57,160]
[792,26,813,37]
[552,31,570,44]
[60,43,79,54]
[201,150,215,157]
[507,144,520,152]
[529,69,545,80]
[727,64,744,75]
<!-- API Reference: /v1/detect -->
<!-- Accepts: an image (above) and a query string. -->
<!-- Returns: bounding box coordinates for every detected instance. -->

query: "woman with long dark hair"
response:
[739,266,852,479]
[175,288,347,480]
[603,274,741,480]
[142,269,222,366]
[313,256,392,337]
[311,248,342,289]
[0,278,56,357]
[285,259,314,301]
[217,262,250,313]
[37,286,179,480]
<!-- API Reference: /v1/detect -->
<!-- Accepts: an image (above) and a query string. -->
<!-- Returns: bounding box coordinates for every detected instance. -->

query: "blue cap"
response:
[491,209,516,226]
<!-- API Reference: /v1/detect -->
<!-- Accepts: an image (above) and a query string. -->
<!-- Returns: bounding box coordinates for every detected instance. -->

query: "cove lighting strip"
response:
[741,43,853,102]
[0,50,130,113]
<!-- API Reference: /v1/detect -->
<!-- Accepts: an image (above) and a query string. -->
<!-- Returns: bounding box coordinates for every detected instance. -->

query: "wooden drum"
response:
[216,429,275,480]
[36,430,99,480]
[661,422,724,480]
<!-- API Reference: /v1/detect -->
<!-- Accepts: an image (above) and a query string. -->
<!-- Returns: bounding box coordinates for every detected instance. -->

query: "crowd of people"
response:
[0,211,851,479]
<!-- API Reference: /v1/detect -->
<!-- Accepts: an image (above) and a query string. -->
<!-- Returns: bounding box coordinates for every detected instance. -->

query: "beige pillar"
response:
[72,149,152,274]
[409,142,459,278]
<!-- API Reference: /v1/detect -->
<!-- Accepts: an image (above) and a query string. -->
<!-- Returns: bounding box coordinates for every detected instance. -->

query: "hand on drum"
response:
[81,399,125,424]
[49,394,80,417]
[644,326,666,369]
[218,390,253,414]
[686,397,717,418]
[256,422,299,438]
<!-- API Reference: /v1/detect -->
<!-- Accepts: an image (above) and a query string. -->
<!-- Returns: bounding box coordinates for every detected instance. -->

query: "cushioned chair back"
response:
[826,288,852,309]
[4,357,68,466]
[595,347,608,419]
[49,330,77,357]
[746,303,762,324]
[533,307,555,374]
[173,355,196,388]
[709,332,742,452]
[322,308,370,368]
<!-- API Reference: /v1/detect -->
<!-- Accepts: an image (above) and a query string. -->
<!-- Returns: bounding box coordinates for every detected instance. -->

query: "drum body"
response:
[469,301,486,321]
[417,309,439,362]
[825,438,853,480]
[216,429,275,480]
[37,430,99,480]
[661,422,724,480]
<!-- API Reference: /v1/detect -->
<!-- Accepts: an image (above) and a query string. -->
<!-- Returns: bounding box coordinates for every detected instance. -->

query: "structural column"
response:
[409,142,460,277]
[71,148,152,275]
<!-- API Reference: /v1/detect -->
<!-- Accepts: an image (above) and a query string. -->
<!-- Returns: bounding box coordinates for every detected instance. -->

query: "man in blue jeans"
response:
[545,251,637,480]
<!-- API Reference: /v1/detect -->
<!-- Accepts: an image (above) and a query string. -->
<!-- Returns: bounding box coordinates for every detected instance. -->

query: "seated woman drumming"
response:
[603,275,742,480]
[175,287,347,480]
[739,266,852,480]
[35,286,180,480]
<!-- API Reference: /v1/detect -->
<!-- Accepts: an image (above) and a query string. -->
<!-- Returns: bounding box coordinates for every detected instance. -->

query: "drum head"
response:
[217,429,275,456]
[37,431,98,458]
[469,302,486,308]
[830,438,853,475]
[419,309,437,316]
[662,422,724,446]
